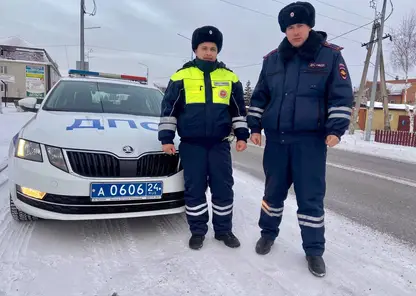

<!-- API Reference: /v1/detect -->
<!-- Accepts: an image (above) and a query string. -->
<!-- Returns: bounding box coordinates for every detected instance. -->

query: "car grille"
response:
[66,151,180,178]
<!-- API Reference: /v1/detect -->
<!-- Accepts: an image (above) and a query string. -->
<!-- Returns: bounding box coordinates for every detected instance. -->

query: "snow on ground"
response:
[336,130,416,164]
[0,105,35,167]
[0,105,415,295]
[0,169,415,295]
[259,129,416,164]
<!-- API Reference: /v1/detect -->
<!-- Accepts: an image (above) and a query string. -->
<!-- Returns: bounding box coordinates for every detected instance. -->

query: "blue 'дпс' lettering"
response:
[140,122,158,131]
[108,119,137,129]
[66,119,104,130]
[66,118,158,131]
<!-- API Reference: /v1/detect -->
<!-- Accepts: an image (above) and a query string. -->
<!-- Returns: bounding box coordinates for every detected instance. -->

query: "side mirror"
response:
[18,97,39,113]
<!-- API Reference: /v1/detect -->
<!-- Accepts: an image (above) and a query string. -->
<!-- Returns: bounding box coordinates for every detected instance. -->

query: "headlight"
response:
[46,146,68,172]
[15,139,43,162]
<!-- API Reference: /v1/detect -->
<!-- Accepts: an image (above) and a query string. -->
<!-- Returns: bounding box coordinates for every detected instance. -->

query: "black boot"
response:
[306,255,326,277]
[189,234,205,250]
[255,236,274,255]
[215,232,241,248]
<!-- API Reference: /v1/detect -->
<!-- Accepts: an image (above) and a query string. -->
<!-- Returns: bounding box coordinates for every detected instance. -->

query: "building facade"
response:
[0,37,61,100]
[364,78,416,104]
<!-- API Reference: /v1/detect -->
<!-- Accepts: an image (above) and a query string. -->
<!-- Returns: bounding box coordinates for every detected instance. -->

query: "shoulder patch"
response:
[263,48,278,59]
[323,41,344,51]
[338,63,348,80]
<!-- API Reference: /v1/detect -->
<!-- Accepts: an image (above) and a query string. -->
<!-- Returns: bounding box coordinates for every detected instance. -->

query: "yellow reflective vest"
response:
[158,61,249,145]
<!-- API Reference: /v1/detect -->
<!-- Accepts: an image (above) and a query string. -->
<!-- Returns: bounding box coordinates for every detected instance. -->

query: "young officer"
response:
[247,2,354,277]
[158,25,249,250]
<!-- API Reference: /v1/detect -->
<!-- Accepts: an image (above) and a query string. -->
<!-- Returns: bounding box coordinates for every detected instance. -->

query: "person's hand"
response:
[326,135,339,147]
[162,144,176,154]
[236,140,247,152]
[250,133,262,146]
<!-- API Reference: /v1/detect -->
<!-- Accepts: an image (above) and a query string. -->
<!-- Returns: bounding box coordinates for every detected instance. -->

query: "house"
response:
[359,101,414,131]
[364,78,416,104]
[0,36,61,101]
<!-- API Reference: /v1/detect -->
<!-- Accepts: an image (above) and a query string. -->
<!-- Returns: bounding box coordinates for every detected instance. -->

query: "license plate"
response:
[90,181,163,202]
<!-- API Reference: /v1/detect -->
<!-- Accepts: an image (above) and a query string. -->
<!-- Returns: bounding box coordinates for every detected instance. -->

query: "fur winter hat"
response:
[278,1,316,32]
[191,25,223,53]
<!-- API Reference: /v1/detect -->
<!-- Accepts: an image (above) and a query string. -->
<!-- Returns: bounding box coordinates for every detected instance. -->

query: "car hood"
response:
[21,110,177,157]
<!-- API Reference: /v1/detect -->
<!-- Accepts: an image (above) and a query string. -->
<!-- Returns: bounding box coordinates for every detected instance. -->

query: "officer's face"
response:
[286,23,311,47]
[195,42,218,61]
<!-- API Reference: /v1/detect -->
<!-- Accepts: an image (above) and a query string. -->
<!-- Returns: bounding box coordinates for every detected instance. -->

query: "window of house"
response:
[0,66,7,74]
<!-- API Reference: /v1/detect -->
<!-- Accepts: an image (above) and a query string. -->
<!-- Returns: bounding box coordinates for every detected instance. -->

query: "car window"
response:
[42,80,162,117]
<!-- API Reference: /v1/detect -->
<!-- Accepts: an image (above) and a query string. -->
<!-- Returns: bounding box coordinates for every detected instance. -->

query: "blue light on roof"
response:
[68,69,100,76]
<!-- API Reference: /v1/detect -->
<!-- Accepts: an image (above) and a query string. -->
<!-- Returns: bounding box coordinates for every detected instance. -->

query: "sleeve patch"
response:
[339,63,348,80]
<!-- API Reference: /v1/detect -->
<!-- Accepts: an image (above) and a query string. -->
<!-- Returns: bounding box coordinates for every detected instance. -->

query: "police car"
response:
[7,69,184,221]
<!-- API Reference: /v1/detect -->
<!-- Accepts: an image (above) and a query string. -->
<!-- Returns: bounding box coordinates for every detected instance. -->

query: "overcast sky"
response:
[1,0,415,89]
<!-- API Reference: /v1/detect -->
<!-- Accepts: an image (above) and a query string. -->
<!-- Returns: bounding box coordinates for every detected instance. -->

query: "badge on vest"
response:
[219,89,228,99]
[308,63,327,69]
[339,63,348,80]
[213,81,230,86]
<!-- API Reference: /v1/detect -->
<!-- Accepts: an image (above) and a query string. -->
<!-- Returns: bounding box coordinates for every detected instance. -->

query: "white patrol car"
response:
[7,69,184,221]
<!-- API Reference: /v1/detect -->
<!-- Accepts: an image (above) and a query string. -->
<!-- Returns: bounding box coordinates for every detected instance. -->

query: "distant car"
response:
[7,69,184,221]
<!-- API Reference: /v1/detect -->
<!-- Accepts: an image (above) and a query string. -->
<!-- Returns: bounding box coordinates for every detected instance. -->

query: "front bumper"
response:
[8,155,185,220]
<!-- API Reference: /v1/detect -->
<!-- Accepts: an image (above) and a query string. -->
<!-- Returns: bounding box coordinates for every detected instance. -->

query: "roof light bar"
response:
[68,69,147,82]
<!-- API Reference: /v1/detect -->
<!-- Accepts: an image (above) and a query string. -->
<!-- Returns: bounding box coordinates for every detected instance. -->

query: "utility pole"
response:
[379,41,391,131]
[349,22,378,134]
[80,0,85,70]
[364,0,388,141]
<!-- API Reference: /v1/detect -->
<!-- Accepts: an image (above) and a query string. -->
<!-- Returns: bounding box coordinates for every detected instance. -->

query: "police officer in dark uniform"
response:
[247,2,353,277]
[158,25,249,250]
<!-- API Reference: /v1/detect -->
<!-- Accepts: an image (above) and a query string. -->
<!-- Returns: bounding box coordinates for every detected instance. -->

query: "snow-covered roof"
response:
[0,36,61,76]
[366,101,414,110]
[385,82,412,95]
[0,36,35,47]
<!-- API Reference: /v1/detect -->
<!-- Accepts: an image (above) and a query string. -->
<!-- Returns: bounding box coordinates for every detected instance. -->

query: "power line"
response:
[217,0,276,18]
[36,44,191,59]
[84,0,97,16]
[272,0,371,31]
[217,0,366,44]
[311,0,374,20]
[328,20,375,42]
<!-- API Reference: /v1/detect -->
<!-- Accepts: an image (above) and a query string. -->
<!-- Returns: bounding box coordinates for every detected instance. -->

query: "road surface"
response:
[231,141,416,247]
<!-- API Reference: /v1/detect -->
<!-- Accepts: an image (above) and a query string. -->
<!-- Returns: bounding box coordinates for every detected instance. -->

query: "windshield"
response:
[42,80,163,117]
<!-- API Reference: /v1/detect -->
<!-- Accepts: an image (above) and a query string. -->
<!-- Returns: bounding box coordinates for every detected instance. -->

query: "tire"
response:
[9,195,39,221]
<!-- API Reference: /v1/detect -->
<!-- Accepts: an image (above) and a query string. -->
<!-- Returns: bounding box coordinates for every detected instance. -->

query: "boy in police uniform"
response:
[158,25,249,250]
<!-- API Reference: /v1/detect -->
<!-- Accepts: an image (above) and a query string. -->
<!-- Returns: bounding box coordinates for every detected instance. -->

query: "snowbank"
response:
[0,105,35,166]
[336,130,416,164]
[258,129,416,164]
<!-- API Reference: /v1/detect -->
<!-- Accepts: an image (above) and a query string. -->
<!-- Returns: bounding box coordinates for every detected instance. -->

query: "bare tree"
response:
[390,9,416,133]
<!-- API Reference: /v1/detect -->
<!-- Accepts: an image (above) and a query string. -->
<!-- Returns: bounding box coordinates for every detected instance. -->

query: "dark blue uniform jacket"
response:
[247,30,354,141]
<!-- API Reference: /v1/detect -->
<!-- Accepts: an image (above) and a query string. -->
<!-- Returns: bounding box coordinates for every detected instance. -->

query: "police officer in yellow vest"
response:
[158,25,249,250]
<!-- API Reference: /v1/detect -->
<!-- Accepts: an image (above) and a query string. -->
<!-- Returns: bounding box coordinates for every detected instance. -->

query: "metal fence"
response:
[374,130,416,147]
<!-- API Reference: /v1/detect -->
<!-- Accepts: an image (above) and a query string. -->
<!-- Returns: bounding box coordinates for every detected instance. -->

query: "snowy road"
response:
[232,143,416,247]
[0,168,415,295]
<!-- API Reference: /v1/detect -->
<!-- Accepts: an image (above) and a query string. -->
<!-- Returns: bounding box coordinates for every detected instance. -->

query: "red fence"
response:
[374,130,416,147]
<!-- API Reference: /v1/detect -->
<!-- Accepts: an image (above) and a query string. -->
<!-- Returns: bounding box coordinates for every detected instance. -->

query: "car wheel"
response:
[9,195,39,221]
